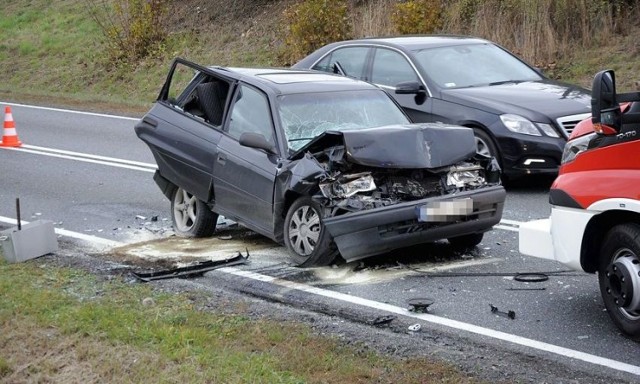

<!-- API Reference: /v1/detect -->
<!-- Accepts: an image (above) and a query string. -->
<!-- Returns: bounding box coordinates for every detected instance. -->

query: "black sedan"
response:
[293,36,592,179]
[135,58,506,267]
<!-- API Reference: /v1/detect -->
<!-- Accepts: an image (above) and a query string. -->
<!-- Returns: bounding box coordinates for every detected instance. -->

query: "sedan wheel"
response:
[284,197,337,267]
[171,187,217,237]
[472,128,498,159]
[598,223,640,338]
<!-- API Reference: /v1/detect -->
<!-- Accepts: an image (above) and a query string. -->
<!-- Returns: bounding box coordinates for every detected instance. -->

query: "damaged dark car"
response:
[135,58,506,267]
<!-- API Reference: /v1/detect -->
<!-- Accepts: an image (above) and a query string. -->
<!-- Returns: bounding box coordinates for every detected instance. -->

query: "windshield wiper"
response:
[288,137,315,142]
[488,80,524,86]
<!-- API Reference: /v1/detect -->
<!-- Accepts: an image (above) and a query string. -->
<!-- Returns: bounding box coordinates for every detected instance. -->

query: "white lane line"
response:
[1,146,156,173]
[221,267,640,377]
[500,219,524,226]
[0,101,140,121]
[0,216,123,248]
[22,144,157,168]
[494,224,518,232]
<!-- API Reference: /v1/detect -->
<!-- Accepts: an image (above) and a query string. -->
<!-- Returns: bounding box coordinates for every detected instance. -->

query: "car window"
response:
[227,84,275,144]
[312,47,369,80]
[278,89,410,151]
[164,62,230,127]
[370,48,419,87]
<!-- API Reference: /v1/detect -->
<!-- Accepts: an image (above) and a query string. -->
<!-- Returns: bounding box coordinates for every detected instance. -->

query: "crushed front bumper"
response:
[323,185,505,262]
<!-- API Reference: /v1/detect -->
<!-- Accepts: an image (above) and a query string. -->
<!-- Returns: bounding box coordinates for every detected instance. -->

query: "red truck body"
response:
[519,71,640,338]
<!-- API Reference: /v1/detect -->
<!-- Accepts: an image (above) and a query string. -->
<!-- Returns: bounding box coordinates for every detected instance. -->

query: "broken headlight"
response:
[446,164,485,188]
[319,173,376,198]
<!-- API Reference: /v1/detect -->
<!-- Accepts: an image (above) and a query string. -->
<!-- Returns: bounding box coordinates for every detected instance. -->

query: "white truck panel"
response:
[519,206,594,271]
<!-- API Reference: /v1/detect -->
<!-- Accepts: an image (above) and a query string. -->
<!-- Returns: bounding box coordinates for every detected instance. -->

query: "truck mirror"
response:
[591,69,622,133]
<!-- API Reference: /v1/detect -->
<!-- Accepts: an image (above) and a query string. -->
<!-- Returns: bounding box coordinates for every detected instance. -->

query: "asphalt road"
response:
[1,102,639,381]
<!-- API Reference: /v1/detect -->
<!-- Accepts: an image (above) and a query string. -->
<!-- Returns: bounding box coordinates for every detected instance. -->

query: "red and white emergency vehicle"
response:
[519,69,640,337]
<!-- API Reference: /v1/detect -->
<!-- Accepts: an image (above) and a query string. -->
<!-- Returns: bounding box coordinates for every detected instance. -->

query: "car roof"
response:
[336,35,491,51]
[214,67,379,94]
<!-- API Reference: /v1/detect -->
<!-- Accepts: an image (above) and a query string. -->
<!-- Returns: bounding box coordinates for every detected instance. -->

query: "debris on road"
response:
[407,324,422,332]
[407,298,435,313]
[132,250,250,282]
[489,304,516,320]
[370,315,397,327]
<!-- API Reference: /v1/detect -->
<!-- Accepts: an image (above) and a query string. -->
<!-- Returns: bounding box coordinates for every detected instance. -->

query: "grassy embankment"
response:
[2,0,640,117]
[0,253,482,383]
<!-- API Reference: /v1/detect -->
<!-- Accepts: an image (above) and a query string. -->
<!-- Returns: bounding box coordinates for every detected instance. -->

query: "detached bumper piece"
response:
[132,251,250,282]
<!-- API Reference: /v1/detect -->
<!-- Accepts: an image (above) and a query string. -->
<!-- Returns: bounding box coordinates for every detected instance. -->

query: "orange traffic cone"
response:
[1,106,22,147]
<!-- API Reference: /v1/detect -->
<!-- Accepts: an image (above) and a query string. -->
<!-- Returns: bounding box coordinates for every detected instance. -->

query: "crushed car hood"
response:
[289,123,476,169]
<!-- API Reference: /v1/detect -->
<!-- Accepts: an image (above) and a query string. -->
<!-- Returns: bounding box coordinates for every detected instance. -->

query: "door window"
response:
[370,48,419,87]
[312,47,370,80]
[227,85,275,144]
[163,61,231,127]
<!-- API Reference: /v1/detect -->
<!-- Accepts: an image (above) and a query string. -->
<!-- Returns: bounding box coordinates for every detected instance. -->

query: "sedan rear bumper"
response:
[323,186,506,262]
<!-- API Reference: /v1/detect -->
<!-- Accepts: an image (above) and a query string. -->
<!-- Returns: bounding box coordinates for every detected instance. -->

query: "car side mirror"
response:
[239,132,276,154]
[395,81,426,95]
[591,69,622,133]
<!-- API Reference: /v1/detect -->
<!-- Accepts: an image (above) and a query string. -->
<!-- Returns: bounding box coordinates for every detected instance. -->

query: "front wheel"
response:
[171,187,218,237]
[598,223,640,338]
[284,197,337,267]
[448,233,484,250]
[472,128,499,160]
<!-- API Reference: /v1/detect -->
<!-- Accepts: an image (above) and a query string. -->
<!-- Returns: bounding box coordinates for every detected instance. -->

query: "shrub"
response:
[86,0,169,63]
[280,0,352,65]
[391,0,443,35]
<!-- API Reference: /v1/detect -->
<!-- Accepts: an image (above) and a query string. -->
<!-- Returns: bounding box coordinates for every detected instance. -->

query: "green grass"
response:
[0,258,481,383]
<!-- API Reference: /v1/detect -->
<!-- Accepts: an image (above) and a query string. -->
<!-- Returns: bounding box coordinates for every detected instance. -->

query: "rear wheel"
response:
[448,233,484,249]
[171,187,217,237]
[598,223,640,338]
[284,197,337,267]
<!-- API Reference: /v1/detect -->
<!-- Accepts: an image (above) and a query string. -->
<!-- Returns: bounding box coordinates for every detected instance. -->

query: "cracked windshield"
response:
[278,90,410,151]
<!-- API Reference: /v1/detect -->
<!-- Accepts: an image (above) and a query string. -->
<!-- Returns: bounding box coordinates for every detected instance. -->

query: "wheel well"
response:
[274,190,302,243]
[581,210,640,272]
[463,124,501,159]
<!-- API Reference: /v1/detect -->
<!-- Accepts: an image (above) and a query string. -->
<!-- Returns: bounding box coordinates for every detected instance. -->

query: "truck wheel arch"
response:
[581,210,640,273]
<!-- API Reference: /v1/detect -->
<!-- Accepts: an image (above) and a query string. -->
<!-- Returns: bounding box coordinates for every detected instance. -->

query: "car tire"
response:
[598,223,640,338]
[472,128,499,160]
[448,233,484,249]
[171,187,218,238]
[284,197,337,267]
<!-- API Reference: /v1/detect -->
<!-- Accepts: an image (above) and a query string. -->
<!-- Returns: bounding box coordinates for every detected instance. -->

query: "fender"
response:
[588,198,640,213]
[551,169,640,208]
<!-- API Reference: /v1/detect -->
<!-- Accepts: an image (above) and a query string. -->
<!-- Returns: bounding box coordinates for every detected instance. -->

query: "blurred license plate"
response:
[417,198,473,222]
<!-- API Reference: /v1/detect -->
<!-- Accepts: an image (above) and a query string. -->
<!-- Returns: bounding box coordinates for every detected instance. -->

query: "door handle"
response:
[217,154,226,165]
[141,116,158,128]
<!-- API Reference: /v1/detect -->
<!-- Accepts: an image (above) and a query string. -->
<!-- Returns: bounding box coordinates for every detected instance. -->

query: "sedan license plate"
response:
[417,198,473,222]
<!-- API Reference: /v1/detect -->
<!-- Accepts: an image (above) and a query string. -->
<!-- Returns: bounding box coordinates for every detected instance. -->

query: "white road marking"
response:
[221,267,640,377]
[494,224,518,232]
[2,146,156,173]
[0,216,123,248]
[0,101,140,121]
[499,219,524,226]
[22,144,157,168]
